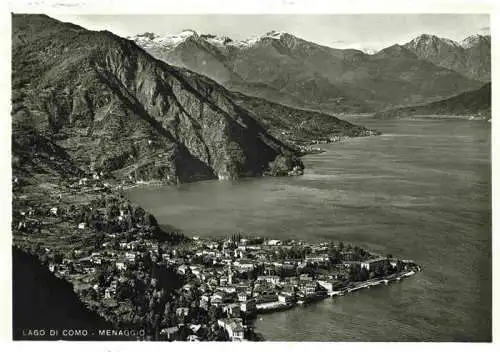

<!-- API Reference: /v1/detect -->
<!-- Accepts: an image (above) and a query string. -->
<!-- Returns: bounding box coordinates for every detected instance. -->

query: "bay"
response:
[126,118,491,342]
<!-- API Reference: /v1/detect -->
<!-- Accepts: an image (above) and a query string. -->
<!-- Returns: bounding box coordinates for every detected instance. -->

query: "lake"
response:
[126,117,491,342]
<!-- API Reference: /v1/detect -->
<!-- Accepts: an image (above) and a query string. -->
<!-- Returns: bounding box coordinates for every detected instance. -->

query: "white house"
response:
[360,257,387,272]
[160,327,179,340]
[104,287,114,299]
[177,265,188,275]
[257,275,281,285]
[222,303,241,318]
[218,318,244,341]
[237,292,248,302]
[267,239,282,246]
[116,262,127,271]
[79,178,88,186]
[125,252,136,262]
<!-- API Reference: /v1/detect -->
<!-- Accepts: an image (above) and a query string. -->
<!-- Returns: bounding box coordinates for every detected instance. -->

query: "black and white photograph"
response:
[4,0,495,346]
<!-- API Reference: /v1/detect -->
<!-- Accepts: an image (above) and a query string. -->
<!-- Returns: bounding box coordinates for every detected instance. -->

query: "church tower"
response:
[228,262,233,285]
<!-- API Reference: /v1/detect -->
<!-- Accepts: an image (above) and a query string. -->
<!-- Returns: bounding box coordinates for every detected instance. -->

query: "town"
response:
[12,170,421,341]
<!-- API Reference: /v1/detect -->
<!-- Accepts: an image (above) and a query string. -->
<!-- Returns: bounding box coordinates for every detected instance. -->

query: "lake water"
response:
[127,118,491,342]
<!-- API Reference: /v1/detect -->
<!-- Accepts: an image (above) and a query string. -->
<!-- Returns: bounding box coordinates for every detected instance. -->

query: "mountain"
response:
[229,91,377,145]
[130,30,370,113]
[15,15,372,183]
[130,30,483,113]
[403,34,491,82]
[374,83,491,119]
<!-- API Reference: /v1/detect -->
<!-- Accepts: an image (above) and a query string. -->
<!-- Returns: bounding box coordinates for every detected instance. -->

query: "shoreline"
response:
[12,131,422,342]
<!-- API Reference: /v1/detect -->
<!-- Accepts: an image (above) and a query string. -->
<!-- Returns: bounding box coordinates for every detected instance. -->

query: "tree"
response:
[96,269,107,287]
[208,305,222,322]
[328,248,342,264]
[145,213,158,227]
[134,206,146,224]
[396,260,404,272]
[338,241,344,251]
[67,262,76,274]
[94,232,105,249]
[53,252,64,264]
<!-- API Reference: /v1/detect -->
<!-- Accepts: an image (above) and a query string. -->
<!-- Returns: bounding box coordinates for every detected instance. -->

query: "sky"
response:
[52,14,490,52]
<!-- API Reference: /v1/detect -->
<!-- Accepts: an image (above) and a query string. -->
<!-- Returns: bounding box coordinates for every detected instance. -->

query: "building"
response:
[217,284,235,293]
[317,280,335,293]
[199,299,209,310]
[305,254,330,264]
[125,252,136,262]
[267,239,282,246]
[212,291,226,301]
[360,257,387,272]
[257,275,280,285]
[237,292,248,302]
[234,260,255,271]
[79,178,88,186]
[177,265,188,275]
[116,262,127,271]
[176,307,190,317]
[228,262,234,285]
[160,326,179,340]
[278,294,293,304]
[299,274,313,281]
[182,283,194,292]
[240,299,256,314]
[217,318,244,341]
[104,287,115,299]
[222,303,241,317]
[189,324,202,334]
[280,286,296,298]
[299,281,317,296]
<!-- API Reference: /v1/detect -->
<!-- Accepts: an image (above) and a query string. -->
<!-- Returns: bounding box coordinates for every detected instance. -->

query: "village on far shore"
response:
[12,168,421,342]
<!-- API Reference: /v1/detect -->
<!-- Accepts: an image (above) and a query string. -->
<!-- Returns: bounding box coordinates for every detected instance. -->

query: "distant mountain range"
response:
[130,30,489,114]
[375,83,491,120]
[12,15,372,184]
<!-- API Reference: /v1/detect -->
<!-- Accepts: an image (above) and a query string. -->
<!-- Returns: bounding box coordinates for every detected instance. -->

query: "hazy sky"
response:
[52,14,490,51]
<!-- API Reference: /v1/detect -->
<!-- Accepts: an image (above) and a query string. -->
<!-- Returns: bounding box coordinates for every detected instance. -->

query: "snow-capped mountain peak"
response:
[129,29,300,51]
[128,29,199,49]
[406,34,461,49]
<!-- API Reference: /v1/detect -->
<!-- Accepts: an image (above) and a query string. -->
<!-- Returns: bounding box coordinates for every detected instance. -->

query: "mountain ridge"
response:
[130,29,485,114]
[12,14,373,185]
[374,83,491,119]
[403,33,490,82]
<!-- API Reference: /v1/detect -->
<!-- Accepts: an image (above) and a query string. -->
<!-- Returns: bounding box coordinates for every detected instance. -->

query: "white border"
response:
[1,1,498,352]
